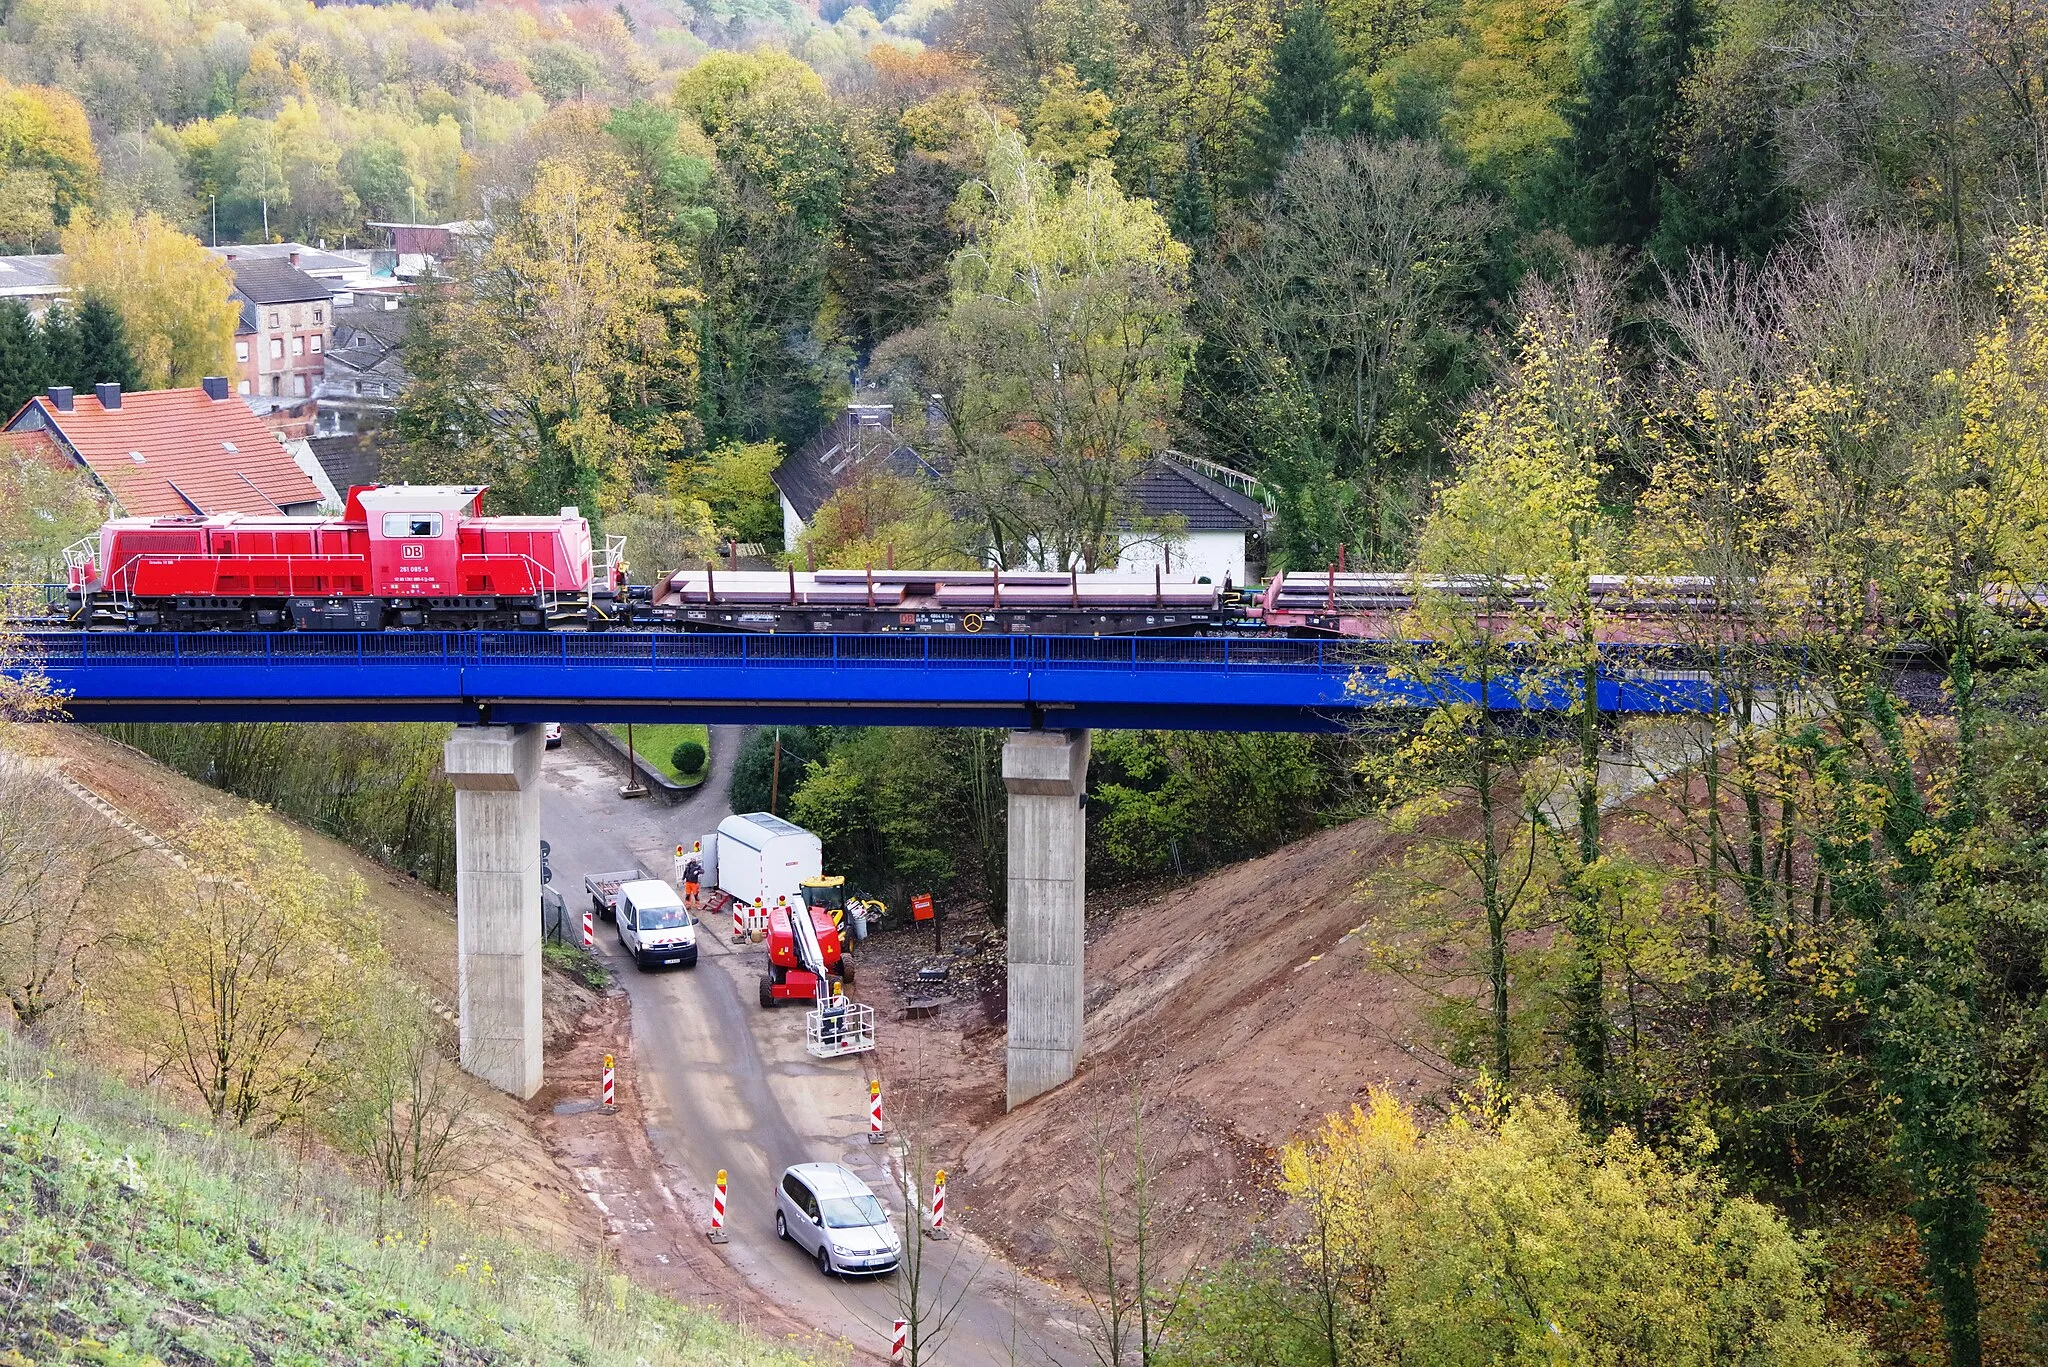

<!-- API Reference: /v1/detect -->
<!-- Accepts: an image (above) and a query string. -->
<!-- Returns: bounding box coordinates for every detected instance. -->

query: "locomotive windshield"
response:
[381,513,442,537]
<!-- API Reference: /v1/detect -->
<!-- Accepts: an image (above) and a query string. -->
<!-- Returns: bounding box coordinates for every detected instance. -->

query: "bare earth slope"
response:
[875,816,1435,1280]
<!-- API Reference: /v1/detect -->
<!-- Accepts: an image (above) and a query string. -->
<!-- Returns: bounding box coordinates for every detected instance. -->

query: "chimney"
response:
[289,250,300,267]
[201,376,230,401]
[45,386,73,412]
[94,382,121,410]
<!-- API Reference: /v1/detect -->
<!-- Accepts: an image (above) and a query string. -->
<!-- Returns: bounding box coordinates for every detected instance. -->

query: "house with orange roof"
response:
[3,379,331,517]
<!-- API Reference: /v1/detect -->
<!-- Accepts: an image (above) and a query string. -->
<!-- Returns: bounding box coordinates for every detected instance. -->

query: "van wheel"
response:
[759,976,777,1009]
[776,1211,788,1241]
[817,1243,833,1277]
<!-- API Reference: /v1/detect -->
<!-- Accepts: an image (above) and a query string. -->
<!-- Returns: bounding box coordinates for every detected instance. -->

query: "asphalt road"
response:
[539,727,1091,1367]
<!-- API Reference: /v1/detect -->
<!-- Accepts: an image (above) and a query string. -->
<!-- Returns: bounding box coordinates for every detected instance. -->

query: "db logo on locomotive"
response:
[400,543,425,558]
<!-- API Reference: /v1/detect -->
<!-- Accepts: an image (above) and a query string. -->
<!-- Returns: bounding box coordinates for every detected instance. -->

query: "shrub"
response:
[672,739,707,775]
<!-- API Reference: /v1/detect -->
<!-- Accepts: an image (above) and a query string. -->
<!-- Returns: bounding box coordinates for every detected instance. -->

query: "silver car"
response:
[775,1162,900,1277]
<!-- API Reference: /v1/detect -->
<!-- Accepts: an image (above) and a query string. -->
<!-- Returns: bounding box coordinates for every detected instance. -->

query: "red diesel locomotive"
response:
[64,485,631,631]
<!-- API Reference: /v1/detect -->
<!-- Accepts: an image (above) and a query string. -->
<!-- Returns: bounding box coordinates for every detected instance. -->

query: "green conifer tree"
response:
[0,298,46,417]
[1253,0,1365,186]
[35,301,82,394]
[1562,0,1704,252]
[73,295,143,393]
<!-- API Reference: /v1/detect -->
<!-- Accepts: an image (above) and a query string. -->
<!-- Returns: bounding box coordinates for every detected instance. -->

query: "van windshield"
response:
[820,1194,889,1229]
[636,905,689,930]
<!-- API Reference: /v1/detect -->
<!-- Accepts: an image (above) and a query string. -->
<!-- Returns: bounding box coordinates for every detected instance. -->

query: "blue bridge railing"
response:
[17,631,1720,730]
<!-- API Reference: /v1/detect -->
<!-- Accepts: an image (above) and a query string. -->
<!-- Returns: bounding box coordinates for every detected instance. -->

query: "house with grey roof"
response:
[773,403,1269,583]
[0,254,65,311]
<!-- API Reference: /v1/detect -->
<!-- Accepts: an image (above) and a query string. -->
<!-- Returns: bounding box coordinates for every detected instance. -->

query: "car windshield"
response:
[820,1194,889,1229]
[637,906,689,930]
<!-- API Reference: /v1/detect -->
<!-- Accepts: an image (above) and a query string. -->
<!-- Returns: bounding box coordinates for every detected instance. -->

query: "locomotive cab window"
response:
[382,513,443,538]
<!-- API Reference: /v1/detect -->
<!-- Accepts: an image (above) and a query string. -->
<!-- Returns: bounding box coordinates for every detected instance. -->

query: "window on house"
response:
[291,374,305,396]
[353,381,362,395]
[292,336,304,357]
[235,341,249,362]
[314,307,323,323]
[269,375,281,396]
[269,338,283,360]
[309,334,321,354]
[269,312,280,328]
[238,380,251,395]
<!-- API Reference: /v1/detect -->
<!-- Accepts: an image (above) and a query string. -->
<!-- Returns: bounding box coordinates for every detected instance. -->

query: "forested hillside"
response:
[4,0,2040,556]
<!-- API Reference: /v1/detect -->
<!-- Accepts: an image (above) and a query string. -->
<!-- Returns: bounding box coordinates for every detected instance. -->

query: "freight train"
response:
[56,482,1719,637]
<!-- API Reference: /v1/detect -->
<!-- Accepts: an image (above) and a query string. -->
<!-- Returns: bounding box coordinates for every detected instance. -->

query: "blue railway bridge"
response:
[17,629,1720,1106]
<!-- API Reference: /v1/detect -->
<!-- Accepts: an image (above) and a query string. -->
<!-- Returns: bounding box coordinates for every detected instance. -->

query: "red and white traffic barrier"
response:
[868,1079,886,1144]
[929,1169,948,1238]
[891,1318,907,1363]
[708,1168,729,1243]
[732,898,746,943]
[602,1053,615,1109]
[582,907,594,949]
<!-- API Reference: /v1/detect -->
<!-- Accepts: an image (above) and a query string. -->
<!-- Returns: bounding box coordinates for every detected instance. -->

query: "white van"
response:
[716,813,822,907]
[616,879,697,970]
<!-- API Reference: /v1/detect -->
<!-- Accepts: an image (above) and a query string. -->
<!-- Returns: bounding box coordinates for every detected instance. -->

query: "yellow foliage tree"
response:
[128,810,377,1133]
[0,80,97,226]
[453,158,684,513]
[59,212,239,390]
[1274,1089,1867,1364]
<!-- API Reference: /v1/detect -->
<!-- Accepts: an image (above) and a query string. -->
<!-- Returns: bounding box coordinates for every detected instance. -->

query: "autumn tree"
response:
[128,810,377,1133]
[59,212,238,389]
[896,113,1193,571]
[0,80,96,247]
[447,159,688,514]
[1169,1088,1868,1364]
[0,746,132,1036]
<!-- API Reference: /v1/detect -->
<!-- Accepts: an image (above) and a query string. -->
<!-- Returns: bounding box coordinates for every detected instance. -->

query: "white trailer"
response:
[716,812,822,908]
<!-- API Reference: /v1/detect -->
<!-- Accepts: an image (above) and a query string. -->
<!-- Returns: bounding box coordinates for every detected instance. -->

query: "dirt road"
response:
[539,728,1092,1367]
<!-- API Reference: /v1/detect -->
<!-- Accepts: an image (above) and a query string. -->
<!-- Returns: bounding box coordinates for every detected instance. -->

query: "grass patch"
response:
[0,1037,819,1367]
[543,938,612,991]
[604,723,710,787]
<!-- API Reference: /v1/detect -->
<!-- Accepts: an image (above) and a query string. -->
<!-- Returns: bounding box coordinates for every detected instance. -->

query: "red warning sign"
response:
[911,893,934,921]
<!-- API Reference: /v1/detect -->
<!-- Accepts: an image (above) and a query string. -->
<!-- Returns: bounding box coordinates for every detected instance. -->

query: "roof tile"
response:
[6,389,323,517]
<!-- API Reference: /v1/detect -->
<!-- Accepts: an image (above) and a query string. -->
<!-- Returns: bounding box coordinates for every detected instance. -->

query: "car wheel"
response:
[635,952,652,972]
[816,1243,833,1278]
[776,1211,788,1242]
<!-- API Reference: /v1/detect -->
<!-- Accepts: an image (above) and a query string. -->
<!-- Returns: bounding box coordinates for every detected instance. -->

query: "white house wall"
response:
[1108,530,1246,586]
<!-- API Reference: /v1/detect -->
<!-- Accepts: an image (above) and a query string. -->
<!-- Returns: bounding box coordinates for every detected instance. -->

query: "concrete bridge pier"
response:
[1004,728,1091,1110]
[444,724,545,1099]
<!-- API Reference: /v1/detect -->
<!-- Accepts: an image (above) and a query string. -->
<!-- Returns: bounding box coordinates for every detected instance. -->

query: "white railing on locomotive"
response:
[60,536,100,588]
[591,533,627,586]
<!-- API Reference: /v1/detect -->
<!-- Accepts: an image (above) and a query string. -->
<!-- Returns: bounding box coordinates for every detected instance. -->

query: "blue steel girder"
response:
[15,632,1721,732]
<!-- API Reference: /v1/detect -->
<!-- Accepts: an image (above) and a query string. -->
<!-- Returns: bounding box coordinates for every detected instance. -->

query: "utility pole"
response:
[769,728,782,816]
[210,194,217,247]
[261,197,269,241]
[618,723,649,799]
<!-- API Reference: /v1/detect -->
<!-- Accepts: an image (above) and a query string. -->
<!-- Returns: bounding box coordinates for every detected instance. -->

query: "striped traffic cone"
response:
[867,1080,886,1144]
[732,897,746,944]
[582,907,594,949]
[928,1169,948,1239]
[891,1318,906,1363]
[707,1168,729,1243]
[602,1053,615,1110]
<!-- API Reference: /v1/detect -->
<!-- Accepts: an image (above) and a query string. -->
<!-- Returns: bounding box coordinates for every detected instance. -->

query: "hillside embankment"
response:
[6,723,826,1361]
[865,816,1438,1286]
